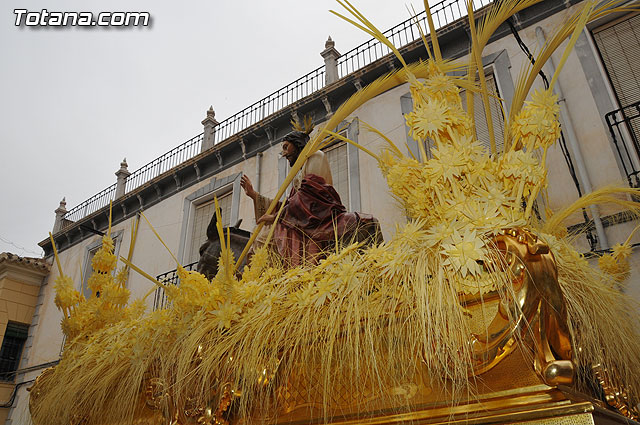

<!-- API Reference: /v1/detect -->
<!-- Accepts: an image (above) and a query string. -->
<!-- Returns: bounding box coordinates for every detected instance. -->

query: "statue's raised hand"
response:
[240,175,257,200]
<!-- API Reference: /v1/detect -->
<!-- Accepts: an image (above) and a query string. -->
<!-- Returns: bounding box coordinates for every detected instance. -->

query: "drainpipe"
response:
[255,152,263,194]
[535,26,609,249]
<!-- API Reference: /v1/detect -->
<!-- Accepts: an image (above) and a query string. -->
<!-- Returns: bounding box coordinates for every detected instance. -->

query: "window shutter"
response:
[593,13,640,109]
[324,142,350,209]
[460,72,505,154]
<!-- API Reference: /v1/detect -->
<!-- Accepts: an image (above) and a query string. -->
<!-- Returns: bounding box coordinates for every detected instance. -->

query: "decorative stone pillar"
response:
[201,106,219,152]
[115,158,131,198]
[53,198,67,233]
[321,36,341,86]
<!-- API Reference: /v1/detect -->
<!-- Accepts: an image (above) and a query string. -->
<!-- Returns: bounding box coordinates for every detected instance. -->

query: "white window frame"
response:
[178,173,242,265]
[277,118,361,212]
[401,49,515,158]
[459,64,507,154]
[80,230,123,299]
[322,127,351,209]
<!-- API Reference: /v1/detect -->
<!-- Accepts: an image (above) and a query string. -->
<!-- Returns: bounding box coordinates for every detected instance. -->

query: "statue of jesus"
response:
[241,127,379,267]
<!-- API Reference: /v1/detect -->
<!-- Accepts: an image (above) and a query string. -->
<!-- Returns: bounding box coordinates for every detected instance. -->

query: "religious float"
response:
[29,1,640,424]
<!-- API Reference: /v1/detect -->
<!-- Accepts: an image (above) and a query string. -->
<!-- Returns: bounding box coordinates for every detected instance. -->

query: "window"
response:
[402,61,511,160]
[277,122,361,211]
[592,13,640,109]
[81,232,122,299]
[186,191,232,264]
[178,173,241,265]
[81,245,100,299]
[459,71,506,154]
[323,131,350,208]
[0,322,29,381]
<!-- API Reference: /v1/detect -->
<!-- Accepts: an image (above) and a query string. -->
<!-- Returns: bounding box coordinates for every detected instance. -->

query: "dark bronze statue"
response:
[196,215,251,280]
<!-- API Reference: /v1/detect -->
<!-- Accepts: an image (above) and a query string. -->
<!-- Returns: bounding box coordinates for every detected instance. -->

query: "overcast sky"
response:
[0,1,415,257]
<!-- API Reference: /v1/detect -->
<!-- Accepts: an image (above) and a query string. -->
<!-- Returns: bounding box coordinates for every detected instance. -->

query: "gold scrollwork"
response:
[469,228,574,385]
[593,363,640,420]
[184,397,205,418]
[144,377,169,411]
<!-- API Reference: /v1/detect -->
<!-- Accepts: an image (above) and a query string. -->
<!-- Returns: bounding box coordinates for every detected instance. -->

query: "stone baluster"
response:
[53,197,67,233]
[115,158,131,198]
[201,106,219,152]
[321,36,341,86]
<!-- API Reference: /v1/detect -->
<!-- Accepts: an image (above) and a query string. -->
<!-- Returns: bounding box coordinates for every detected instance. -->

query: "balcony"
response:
[153,261,198,310]
[606,100,640,188]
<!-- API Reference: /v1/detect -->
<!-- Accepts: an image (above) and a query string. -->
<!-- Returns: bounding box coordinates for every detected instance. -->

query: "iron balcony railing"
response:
[212,67,327,145]
[61,0,492,229]
[62,133,204,227]
[125,133,204,193]
[62,183,118,226]
[605,100,640,188]
[153,261,198,310]
[337,0,492,77]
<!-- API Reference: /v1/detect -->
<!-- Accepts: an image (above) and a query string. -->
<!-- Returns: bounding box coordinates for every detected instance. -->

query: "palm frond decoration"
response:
[290,113,314,134]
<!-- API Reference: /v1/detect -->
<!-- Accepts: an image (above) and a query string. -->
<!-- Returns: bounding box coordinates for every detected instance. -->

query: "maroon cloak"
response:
[274,173,378,268]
